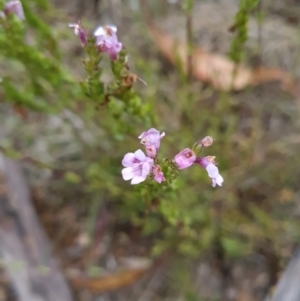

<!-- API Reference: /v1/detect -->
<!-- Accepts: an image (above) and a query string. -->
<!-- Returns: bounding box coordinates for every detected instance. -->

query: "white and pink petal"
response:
[121,167,136,181]
[122,152,136,167]
[131,175,147,185]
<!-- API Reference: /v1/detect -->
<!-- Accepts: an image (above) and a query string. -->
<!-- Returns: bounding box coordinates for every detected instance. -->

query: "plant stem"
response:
[185,0,194,83]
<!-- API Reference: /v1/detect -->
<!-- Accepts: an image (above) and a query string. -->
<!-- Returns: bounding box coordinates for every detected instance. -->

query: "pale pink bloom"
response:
[4,1,24,20]
[121,149,153,185]
[174,148,196,170]
[138,128,165,149]
[200,136,214,148]
[152,165,165,183]
[195,156,224,187]
[94,25,122,60]
[68,21,87,45]
[146,145,156,159]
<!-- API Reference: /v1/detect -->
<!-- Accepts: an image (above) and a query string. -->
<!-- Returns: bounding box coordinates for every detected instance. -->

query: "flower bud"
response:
[174,148,196,170]
[152,165,165,183]
[146,145,157,159]
[200,136,214,148]
[69,21,87,45]
[4,0,24,20]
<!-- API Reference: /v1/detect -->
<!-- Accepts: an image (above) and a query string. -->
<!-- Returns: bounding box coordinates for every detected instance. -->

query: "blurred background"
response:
[1,0,300,300]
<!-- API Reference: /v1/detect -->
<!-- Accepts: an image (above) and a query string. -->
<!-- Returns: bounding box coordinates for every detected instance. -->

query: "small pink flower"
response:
[152,165,165,183]
[138,128,165,149]
[121,149,153,185]
[69,21,87,45]
[195,156,224,187]
[200,136,214,148]
[94,25,122,60]
[146,145,156,159]
[174,148,196,170]
[4,0,24,20]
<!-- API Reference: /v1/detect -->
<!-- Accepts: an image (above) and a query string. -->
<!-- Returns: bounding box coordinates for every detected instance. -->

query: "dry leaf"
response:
[69,267,150,293]
[147,24,296,93]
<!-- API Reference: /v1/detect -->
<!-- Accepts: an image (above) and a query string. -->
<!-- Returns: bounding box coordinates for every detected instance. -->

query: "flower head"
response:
[121,149,153,185]
[174,148,196,170]
[69,21,87,45]
[4,0,24,20]
[152,165,165,183]
[138,128,165,149]
[94,25,122,60]
[195,156,224,187]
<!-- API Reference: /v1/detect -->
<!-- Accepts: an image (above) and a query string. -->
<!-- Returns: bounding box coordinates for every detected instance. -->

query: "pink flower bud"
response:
[174,148,196,170]
[200,136,214,148]
[69,21,87,45]
[152,165,165,183]
[4,1,24,20]
[146,145,157,159]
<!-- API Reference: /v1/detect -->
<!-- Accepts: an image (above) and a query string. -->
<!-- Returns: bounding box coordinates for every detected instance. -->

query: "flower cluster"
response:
[69,21,122,60]
[121,129,223,187]
[122,128,166,185]
[173,136,223,187]
[0,0,24,20]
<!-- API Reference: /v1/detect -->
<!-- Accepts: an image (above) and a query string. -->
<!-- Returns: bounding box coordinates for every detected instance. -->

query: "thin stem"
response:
[185,0,194,83]
[256,0,263,67]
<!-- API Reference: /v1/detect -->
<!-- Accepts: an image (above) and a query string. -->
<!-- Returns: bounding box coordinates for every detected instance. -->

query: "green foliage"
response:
[0,1,76,114]
[229,0,260,63]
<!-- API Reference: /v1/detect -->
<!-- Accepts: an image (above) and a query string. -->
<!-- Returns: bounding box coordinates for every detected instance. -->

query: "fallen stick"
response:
[0,153,73,301]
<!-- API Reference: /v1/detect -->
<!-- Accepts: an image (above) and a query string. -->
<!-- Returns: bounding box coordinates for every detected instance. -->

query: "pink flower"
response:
[152,165,165,183]
[174,148,196,170]
[195,156,224,187]
[69,21,87,45]
[121,149,153,185]
[94,25,122,60]
[138,128,165,150]
[3,0,24,20]
[145,145,156,159]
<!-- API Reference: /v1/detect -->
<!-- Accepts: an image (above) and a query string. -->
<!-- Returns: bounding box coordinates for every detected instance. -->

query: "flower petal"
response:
[105,25,117,33]
[115,42,122,52]
[94,26,106,36]
[122,167,137,181]
[206,164,219,178]
[141,162,151,177]
[134,149,146,161]
[154,173,165,183]
[131,175,146,185]
[122,153,136,167]
[94,26,122,59]
[4,0,24,20]
[138,132,146,139]
[216,174,224,186]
